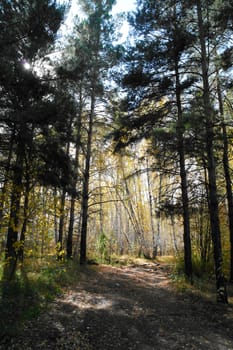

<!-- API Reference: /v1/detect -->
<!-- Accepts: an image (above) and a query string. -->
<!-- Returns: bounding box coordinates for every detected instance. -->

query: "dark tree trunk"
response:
[223,121,233,282]
[0,130,15,233]
[217,77,233,282]
[53,188,59,244]
[174,54,193,282]
[18,176,30,262]
[80,92,95,265]
[3,147,23,281]
[18,125,34,262]
[196,0,227,303]
[67,194,75,259]
[57,189,66,260]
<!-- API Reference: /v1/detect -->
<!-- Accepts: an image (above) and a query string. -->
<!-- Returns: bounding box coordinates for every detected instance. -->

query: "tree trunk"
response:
[146,159,157,258]
[174,55,193,282]
[53,189,59,244]
[67,88,83,259]
[196,0,227,303]
[80,92,95,265]
[3,147,23,281]
[18,176,30,262]
[18,124,35,263]
[67,195,75,259]
[217,77,233,282]
[0,130,15,233]
[170,213,179,253]
[57,189,66,260]
[98,169,104,234]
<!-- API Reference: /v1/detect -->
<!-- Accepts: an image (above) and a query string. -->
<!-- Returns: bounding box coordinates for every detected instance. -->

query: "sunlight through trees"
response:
[0,0,233,305]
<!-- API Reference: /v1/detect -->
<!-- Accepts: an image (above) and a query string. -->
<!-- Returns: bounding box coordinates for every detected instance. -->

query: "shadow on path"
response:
[1,263,233,349]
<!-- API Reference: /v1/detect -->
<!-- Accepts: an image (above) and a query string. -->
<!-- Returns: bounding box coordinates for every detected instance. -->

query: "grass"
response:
[89,251,219,298]
[166,254,227,302]
[0,257,81,338]
[0,252,229,340]
[96,253,156,266]
[107,253,233,303]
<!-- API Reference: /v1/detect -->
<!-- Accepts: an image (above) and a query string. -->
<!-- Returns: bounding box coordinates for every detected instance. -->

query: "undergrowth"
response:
[0,252,224,339]
[0,257,80,338]
[169,254,218,299]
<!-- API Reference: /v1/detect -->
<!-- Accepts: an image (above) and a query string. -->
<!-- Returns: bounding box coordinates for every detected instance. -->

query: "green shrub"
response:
[0,258,80,337]
[97,232,109,262]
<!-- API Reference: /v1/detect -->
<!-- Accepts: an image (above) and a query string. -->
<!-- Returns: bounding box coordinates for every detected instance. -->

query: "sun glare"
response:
[23,62,31,70]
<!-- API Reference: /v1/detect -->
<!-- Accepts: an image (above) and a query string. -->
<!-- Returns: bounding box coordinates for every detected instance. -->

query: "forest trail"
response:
[2,262,233,350]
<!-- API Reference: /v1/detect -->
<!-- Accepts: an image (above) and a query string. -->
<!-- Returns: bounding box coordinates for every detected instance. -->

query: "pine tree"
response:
[214,0,233,283]
[64,0,117,264]
[114,0,194,280]
[0,0,67,280]
[187,0,228,303]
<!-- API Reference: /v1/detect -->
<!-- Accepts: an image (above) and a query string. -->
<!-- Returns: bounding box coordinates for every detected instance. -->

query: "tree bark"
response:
[196,0,227,303]
[3,145,23,281]
[174,53,193,282]
[18,176,30,262]
[67,195,75,259]
[80,91,95,265]
[57,189,66,260]
[217,77,233,282]
[0,130,15,233]
[53,189,59,244]
[146,159,157,257]
[67,89,83,259]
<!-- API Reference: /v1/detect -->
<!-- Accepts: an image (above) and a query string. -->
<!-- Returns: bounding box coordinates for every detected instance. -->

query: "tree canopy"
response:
[0,0,233,305]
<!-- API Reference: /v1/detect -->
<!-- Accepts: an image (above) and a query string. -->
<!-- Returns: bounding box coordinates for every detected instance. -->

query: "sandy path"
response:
[2,263,233,349]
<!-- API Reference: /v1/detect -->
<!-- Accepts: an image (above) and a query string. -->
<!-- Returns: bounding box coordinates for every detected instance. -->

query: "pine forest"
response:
[1,1,233,348]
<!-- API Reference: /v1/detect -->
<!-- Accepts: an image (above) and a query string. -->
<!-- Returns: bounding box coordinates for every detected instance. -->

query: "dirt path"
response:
[2,262,233,349]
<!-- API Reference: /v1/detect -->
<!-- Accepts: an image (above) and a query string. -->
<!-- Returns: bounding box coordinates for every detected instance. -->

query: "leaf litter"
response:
[1,262,233,349]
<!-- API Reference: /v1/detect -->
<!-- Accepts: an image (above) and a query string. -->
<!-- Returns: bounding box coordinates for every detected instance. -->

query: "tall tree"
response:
[217,76,233,282]
[67,0,117,264]
[0,0,67,280]
[214,0,233,283]
[113,0,194,279]
[194,0,227,303]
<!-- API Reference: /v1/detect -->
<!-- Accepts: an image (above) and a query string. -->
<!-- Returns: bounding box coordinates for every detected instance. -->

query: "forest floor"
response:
[1,260,233,350]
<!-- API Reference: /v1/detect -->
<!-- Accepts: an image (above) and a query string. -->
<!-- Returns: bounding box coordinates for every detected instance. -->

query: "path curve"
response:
[2,263,233,349]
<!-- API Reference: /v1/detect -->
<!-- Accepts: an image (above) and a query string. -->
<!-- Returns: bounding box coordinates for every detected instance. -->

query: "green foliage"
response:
[104,253,134,266]
[0,258,80,338]
[169,271,189,293]
[174,253,214,279]
[169,253,222,301]
[191,253,214,278]
[97,232,109,262]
